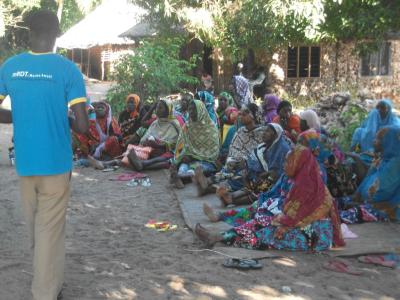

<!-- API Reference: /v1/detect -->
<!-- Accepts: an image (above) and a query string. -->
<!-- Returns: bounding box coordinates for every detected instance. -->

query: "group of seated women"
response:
[189,96,400,252]
[72,90,400,252]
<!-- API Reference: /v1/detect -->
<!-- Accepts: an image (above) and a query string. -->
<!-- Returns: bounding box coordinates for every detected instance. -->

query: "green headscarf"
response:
[175,100,220,164]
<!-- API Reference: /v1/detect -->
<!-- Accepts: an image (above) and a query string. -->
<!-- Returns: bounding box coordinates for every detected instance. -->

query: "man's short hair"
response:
[25,10,60,37]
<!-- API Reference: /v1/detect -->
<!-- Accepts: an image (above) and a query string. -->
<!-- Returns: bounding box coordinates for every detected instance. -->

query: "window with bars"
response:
[361,43,391,76]
[287,46,320,78]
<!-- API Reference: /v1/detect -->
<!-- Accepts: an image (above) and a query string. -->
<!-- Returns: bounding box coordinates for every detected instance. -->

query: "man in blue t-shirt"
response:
[0,10,88,300]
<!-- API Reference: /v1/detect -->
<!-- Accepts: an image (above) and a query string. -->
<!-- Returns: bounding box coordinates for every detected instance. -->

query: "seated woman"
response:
[196,124,291,206]
[118,94,142,142]
[299,109,322,132]
[196,145,345,251]
[262,94,281,124]
[170,100,220,188]
[341,126,400,222]
[174,92,192,123]
[195,90,218,126]
[74,101,123,161]
[299,129,358,198]
[224,103,265,169]
[351,99,400,163]
[121,99,181,171]
[272,100,301,143]
[194,104,265,189]
[216,91,239,139]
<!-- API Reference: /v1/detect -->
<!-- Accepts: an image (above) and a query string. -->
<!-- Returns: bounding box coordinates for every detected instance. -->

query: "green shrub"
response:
[331,103,368,151]
[106,38,199,114]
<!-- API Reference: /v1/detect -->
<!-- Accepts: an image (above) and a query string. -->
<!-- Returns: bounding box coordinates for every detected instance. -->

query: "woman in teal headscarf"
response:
[354,125,400,220]
[195,90,218,126]
[351,99,400,158]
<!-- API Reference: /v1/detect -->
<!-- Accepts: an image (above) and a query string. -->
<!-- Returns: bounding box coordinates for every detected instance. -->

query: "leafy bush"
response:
[107,38,199,114]
[331,103,368,151]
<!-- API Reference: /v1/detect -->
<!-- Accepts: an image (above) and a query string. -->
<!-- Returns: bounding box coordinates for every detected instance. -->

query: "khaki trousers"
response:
[20,173,71,300]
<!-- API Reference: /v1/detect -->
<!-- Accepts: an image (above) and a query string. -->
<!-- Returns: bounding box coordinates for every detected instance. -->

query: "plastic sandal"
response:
[323,260,362,275]
[358,255,397,268]
[223,258,262,270]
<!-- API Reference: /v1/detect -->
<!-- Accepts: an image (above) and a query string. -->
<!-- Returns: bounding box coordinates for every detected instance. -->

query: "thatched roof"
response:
[56,0,145,49]
[119,21,157,39]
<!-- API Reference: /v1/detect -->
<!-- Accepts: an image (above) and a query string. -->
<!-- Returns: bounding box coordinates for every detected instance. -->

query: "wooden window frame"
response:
[360,42,392,77]
[287,46,321,79]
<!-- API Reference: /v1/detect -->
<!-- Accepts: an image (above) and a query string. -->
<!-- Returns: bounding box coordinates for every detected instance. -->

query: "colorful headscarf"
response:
[274,145,344,246]
[126,94,141,119]
[263,94,281,124]
[300,109,321,131]
[196,90,218,126]
[175,100,220,163]
[351,99,400,152]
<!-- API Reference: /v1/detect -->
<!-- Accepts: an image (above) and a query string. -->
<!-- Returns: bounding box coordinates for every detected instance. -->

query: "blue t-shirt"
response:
[0,52,86,176]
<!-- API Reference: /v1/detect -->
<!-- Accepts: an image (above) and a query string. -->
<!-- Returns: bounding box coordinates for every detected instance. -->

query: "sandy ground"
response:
[1,125,400,300]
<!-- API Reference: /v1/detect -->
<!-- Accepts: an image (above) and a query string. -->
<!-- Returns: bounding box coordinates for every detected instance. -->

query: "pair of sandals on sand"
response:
[324,254,399,276]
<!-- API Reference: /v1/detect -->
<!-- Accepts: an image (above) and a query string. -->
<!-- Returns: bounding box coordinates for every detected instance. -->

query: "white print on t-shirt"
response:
[12,71,53,80]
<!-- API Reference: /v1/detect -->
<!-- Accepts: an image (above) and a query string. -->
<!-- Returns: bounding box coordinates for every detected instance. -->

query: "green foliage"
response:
[132,0,400,59]
[0,0,100,63]
[59,0,84,32]
[106,38,199,114]
[331,104,368,151]
[321,0,400,55]
[217,0,325,59]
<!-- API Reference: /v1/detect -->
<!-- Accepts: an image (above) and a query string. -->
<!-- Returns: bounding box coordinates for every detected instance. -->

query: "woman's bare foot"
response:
[87,155,104,170]
[203,203,219,222]
[169,165,185,188]
[194,166,209,196]
[194,223,222,247]
[216,186,233,207]
[174,177,185,189]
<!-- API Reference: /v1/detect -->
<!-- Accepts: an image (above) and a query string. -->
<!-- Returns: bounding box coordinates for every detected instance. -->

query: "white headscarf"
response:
[300,109,321,131]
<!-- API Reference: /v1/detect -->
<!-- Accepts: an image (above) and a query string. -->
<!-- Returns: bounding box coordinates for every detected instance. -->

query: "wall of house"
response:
[212,40,400,106]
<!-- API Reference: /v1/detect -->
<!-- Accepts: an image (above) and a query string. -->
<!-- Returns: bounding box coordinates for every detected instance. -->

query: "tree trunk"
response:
[57,0,64,23]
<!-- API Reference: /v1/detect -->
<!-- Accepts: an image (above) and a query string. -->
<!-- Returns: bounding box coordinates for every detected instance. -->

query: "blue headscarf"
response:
[381,125,400,160]
[196,90,218,126]
[351,99,400,153]
[356,125,400,220]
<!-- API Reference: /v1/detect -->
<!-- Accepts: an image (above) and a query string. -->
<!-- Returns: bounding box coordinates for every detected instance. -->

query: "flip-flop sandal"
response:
[223,258,262,270]
[323,260,362,276]
[358,255,397,268]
